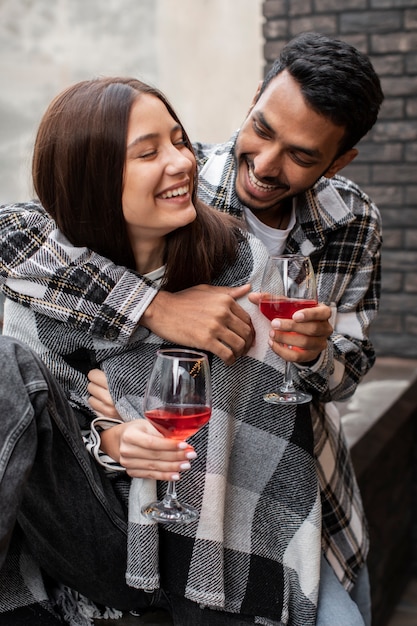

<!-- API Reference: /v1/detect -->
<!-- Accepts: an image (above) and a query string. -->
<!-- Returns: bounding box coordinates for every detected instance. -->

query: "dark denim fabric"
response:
[0,336,151,611]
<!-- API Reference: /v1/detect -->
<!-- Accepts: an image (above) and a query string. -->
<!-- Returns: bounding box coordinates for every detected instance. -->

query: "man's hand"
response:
[141,284,255,365]
[249,294,333,364]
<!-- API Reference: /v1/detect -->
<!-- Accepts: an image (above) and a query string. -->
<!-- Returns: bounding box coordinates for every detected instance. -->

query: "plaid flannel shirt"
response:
[194,133,382,588]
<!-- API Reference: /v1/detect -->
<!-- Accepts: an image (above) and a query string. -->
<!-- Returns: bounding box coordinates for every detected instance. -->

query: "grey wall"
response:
[0,0,263,203]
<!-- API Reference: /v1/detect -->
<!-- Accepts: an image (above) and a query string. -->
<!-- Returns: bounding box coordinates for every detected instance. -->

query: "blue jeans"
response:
[316,554,371,626]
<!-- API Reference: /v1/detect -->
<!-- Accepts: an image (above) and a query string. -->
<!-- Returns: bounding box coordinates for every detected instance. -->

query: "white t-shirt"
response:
[243,203,296,256]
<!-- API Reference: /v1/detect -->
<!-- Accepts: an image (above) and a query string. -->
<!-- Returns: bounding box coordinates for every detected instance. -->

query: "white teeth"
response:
[160,185,189,199]
[248,167,276,191]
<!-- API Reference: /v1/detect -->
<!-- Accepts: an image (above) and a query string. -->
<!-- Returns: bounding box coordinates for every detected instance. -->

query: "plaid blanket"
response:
[2,232,322,625]
[101,234,322,625]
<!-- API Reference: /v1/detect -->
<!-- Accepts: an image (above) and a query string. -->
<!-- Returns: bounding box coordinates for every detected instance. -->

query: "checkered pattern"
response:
[0,203,158,344]
[194,133,382,590]
[3,234,321,625]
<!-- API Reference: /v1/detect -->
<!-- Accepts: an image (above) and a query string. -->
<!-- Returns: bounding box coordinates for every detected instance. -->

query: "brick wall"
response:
[262,1,417,359]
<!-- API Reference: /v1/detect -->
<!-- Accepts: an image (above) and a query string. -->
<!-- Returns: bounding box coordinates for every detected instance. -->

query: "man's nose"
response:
[253,147,282,180]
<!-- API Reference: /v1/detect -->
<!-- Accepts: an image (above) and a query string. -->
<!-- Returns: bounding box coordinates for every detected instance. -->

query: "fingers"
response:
[268,333,326,363]
[118,421,198,482]
[202,312,255,365]
[267,303,333,363]
[270,318,332,339]
[207,285,255,363]
[87,368,108,386]
[88,395,120,419]
[122,447,196,481]
[226,283,252,300]
[87,369,120,418]
[189,285,255,362]
[292,302,332,323]
[247,291,263,306]
[142,285,255,366]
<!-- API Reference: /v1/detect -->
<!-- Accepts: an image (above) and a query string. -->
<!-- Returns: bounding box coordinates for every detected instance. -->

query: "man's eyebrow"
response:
[255,111,275,135]
[255,111,322,159]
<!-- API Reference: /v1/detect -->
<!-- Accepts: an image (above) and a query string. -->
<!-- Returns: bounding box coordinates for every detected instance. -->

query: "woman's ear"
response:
[324,148,358,178]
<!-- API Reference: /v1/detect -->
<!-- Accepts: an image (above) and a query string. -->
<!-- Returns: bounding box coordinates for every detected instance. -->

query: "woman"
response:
[0,77,325,626]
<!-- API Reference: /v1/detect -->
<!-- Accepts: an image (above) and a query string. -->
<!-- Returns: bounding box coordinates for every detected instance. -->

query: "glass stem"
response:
[281,361,296,393]
[162,481,179,509]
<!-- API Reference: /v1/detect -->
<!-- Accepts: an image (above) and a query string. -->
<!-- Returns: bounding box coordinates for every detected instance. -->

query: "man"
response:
[0,33,383,625]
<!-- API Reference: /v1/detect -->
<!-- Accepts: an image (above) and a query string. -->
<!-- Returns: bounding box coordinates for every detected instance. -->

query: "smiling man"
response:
[0,32,383,626]
[234,71,353,225]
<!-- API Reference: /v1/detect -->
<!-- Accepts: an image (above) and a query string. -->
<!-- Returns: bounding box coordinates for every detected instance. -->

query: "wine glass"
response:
[141,348,212,524]
[259,254,318,404]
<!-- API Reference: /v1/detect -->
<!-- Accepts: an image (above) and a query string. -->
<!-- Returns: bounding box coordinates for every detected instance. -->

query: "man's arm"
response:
[0,202,254,363]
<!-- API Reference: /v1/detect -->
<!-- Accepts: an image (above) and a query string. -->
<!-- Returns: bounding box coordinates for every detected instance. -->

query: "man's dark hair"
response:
[259,32,384,155]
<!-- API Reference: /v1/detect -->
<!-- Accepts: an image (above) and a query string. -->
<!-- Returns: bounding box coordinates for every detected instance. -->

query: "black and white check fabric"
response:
[4,233,321,625]
[194,133,382,590]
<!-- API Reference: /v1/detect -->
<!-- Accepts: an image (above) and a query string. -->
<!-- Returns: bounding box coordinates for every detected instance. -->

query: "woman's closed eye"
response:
[137,149,157,159]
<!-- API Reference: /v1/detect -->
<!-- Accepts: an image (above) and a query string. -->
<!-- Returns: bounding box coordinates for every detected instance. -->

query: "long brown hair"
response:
[32,77,241,291]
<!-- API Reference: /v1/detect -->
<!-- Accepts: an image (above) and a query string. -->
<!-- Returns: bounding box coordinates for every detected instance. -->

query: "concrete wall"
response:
[0,0,263,203]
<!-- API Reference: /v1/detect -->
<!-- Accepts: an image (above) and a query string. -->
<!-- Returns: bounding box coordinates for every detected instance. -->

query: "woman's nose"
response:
[165,145,195,175]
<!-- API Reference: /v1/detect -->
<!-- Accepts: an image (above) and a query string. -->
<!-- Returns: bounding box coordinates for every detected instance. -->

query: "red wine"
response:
[260,298,317,321]
[145,405,212,440]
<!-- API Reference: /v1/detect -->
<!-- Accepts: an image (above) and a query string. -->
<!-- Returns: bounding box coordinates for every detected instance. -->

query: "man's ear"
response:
[324,148,358,178]
[247,81,263,115]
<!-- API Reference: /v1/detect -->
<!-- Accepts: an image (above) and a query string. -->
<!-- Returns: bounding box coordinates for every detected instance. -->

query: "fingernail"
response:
[180,462,191,470]
[271,319,281,329]
[177,442,188,449]
[185,451,197,460]
[171,473,180,481]
[293,312,304,321]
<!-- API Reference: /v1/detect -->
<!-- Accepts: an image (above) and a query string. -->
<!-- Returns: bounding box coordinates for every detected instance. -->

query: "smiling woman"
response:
[31,77,239,292]
[122,95,197,274]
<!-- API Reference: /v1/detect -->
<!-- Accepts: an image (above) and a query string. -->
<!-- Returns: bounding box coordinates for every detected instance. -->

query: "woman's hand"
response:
[88,369,196,481]
[100,419,197,481]
[88,368,121,418]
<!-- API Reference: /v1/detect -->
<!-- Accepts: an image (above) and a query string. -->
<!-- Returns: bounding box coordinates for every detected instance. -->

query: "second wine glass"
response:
[259,254,318,404]
[141,348,212,524]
